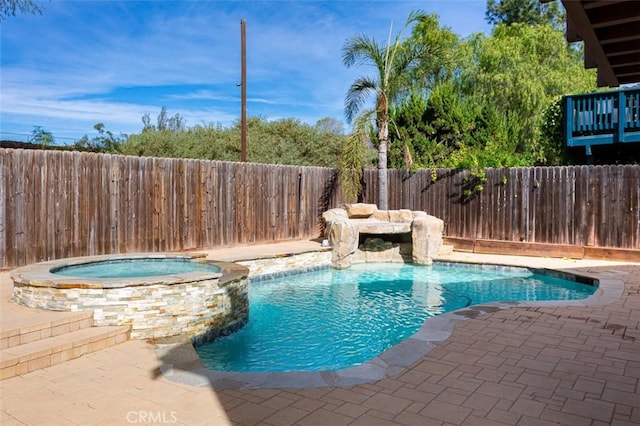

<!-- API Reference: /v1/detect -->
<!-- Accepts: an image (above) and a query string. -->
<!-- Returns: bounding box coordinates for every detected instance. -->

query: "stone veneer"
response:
[10,254,249,340]
[237,249,332,279]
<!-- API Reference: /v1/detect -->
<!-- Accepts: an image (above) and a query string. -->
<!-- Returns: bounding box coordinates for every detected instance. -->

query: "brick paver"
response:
[1,249,638,425]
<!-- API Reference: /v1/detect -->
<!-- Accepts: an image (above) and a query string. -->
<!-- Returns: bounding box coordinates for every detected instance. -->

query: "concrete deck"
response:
[1,241,639,425]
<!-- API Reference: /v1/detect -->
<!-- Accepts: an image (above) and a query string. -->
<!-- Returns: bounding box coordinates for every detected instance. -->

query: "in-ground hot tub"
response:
[10,253,249,340]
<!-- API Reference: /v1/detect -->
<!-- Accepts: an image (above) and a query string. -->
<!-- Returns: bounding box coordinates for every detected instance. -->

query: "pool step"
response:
[0,310,130,380]
[1,310,94,350]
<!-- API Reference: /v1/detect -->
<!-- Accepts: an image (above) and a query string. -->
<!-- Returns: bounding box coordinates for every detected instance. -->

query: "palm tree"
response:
[342,10,429,210]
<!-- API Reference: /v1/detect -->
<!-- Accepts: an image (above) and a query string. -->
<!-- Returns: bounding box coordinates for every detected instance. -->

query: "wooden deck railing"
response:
[563,88,640,159]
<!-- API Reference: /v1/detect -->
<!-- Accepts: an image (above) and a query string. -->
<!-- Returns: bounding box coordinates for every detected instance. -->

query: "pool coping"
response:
[155,259,624,390]
[8,252,243,289]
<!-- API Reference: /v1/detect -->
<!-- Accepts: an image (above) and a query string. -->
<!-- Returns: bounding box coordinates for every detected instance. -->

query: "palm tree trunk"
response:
[377,119,389,210]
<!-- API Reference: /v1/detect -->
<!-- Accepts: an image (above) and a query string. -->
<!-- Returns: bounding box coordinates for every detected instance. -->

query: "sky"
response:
[0,0,491,144]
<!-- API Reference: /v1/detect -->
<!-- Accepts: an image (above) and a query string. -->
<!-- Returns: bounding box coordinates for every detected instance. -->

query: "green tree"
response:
[462,23,596,164]
[142,106,186,132]
[486,0,564,29]
[73,123,124,153]
[315,117,344,135]
[121,111,345,167]
[389,82,477,169]
[405,13,459,90]
[342,10,439,209]
[0,0,43,22]
[30,126,54,148]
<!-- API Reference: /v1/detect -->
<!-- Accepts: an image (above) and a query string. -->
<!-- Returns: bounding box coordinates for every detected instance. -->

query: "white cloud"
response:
[0,1,489,141]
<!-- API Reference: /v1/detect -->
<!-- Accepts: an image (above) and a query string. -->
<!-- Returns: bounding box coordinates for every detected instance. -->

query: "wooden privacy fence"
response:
[0,149,344,268]
[360,166,640,250]
[1,148,638,268]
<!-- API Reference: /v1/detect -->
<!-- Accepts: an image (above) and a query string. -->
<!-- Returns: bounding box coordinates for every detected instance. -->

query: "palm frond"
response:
[342,34,385,69]
[339,111,375,202]
[345,76,378,123]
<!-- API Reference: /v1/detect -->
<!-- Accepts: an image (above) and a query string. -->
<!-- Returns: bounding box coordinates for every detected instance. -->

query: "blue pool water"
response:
[195,263,595,373]
[52,258,221,278]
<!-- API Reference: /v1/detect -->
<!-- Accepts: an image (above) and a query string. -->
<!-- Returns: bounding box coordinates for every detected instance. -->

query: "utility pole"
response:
[240,19,247,162]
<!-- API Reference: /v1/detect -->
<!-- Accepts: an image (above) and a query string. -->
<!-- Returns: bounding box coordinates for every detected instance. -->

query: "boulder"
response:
[344,203,377,218]
[411,215,444,265]
[322,205,444,269]
[328,220,358,269]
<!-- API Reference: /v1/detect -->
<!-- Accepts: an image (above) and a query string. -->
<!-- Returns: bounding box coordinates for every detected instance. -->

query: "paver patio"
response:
[1,244,638,425]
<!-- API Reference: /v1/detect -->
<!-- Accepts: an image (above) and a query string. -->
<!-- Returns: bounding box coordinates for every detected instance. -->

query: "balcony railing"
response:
[563,88,640,159]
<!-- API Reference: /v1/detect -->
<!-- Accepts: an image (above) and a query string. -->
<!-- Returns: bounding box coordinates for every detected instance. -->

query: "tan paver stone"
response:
[604,348,640,362]
[394,410,441,426]
[602,388,640,406]
[364,408,397,421]
[462,414,510,426]
[516,372,561,390]
[298,408,353,426]
[392,386,437,405]
[563,398,615,422]
[348,413,400,426]
[555,359,596,375]
[414,359,456,376]
[573,377,605,394]
[291,397,325,413]
[521,385,554,401]
[471,340,506,354]
[540,406,593,426]
[334,401,369,418]
[433,388,469,405]
[397,368,431,385]
[263,406,310,426]
[491,335,525,348]
[605,378,637,393]
[510,398,546,417]
[420,399,472,424]
[476,354,506,368]
[438,375,481,392]
[362,392,411,415]
[615,403,633,417]
[474,368,506,383]
[515,357,556,373]
[462,392,499,411]
[457,363,483,375]
[518,415,565,426]
[476,382,524,401]
[486,407,521,424]
[442,351,483,365]
[319,395,349,407]
[295,387,331,400]
[226,400,277,425]
[325,388,371,404]
[258,394,294,410]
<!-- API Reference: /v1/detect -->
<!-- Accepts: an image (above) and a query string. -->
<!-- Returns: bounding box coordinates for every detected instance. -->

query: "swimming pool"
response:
[195,262,595,373]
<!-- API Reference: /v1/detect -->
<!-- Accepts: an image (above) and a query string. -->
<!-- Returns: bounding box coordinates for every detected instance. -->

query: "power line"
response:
[0,131,82,142]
